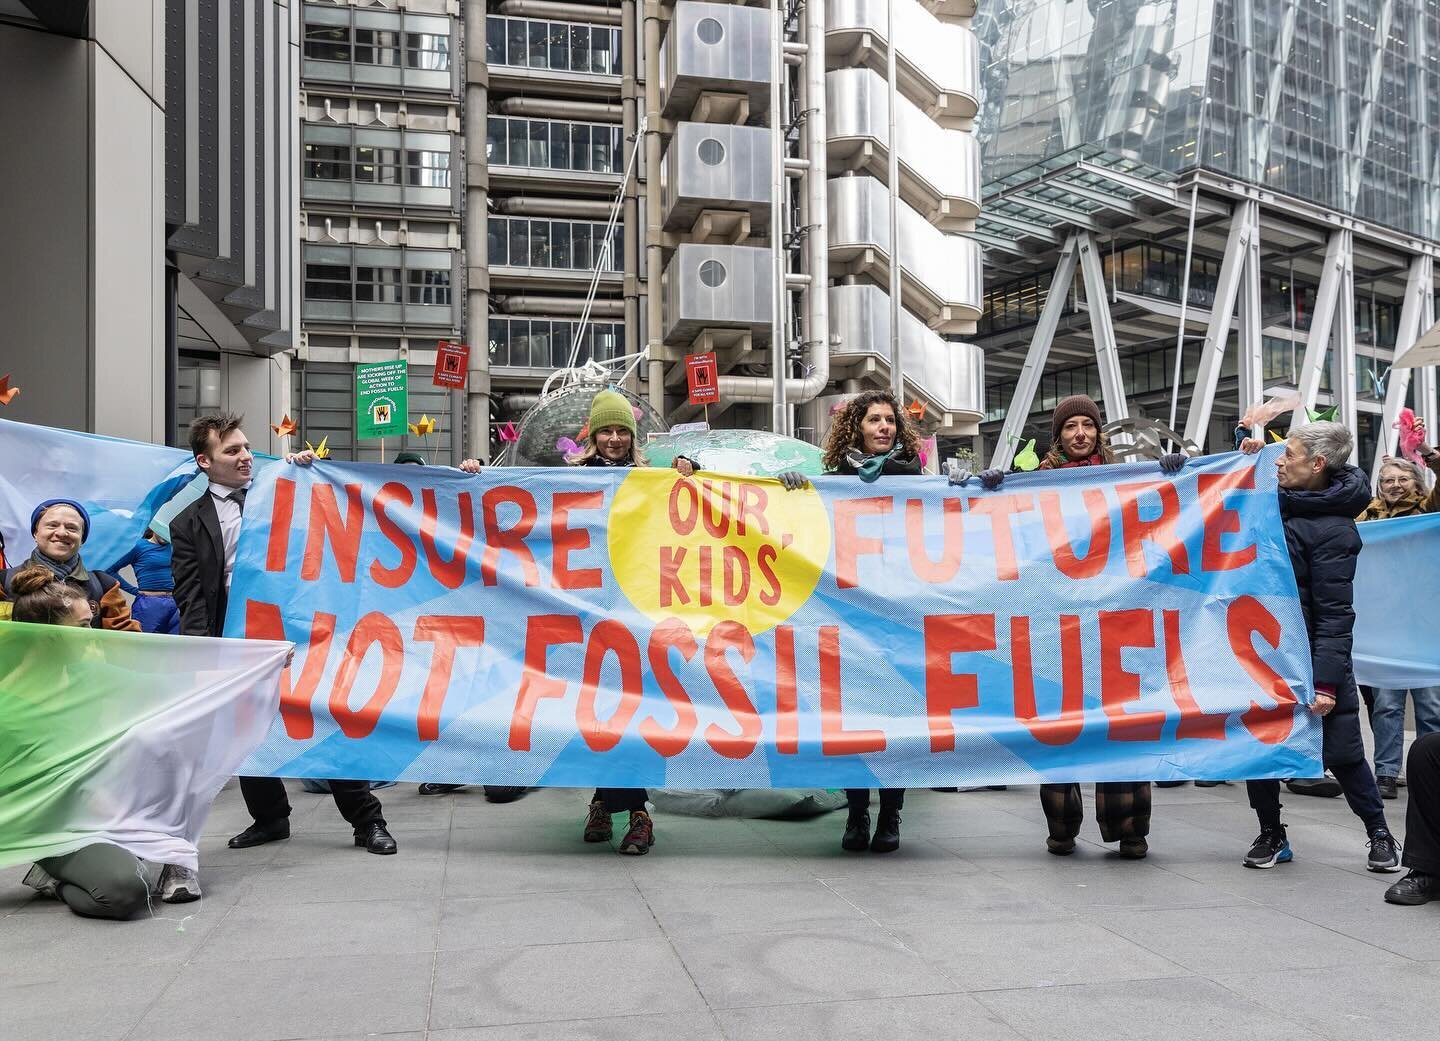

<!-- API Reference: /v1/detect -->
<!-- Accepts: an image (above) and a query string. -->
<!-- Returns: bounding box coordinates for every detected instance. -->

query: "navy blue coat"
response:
[1278,464,1372,691]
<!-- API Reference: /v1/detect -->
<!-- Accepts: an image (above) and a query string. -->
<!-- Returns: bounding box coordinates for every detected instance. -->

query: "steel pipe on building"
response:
[494,295,626,316]
[496,1,622,25]
[492,197,615,217]
[495,97,623,119]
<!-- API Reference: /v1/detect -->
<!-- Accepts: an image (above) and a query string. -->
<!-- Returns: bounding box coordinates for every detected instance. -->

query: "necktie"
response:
[230,488,247,513]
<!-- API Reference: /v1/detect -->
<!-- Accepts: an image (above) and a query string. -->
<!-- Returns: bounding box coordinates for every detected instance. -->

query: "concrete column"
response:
[464,0,492,461]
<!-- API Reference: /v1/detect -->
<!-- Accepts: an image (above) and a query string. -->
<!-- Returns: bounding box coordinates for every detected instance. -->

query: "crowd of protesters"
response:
[3,388,1439,919]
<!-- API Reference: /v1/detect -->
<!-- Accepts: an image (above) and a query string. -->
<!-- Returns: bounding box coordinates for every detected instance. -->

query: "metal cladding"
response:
[662,122,774,233]
[662,2,774,118]
[662,244,775,344]
[166,0,298,354]
[825,67,981,229]
[829,284,984,420]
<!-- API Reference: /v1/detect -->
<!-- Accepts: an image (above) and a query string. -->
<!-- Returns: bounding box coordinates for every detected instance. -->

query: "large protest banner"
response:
[1354,511,1440,689]
[228,449,1323,787]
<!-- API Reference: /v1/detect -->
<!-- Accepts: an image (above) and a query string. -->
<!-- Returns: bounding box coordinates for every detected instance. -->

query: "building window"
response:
[355,265,402,303]
[487,217,621,272]
[354,145,402,184]
[484,15,621,76]
[489,317,626,369]
[302,245,456,325]
[304,24,349,63]
[302,126,454,207]
[486,117,621,175]
[407,269,451,306]
[302,5,453,89]
[305,262,353,301]
[304,142,350,181]
[406,149,451,188]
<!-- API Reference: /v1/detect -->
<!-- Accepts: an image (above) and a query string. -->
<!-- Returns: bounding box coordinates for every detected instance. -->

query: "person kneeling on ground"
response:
[1238,423,1401,873]
[10,566,197,915]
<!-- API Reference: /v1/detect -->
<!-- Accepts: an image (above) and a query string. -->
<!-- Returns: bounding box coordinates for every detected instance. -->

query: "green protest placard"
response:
[356,360,408,440]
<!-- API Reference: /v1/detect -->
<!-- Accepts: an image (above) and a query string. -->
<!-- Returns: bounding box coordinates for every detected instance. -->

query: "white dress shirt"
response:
[207,481,250,590]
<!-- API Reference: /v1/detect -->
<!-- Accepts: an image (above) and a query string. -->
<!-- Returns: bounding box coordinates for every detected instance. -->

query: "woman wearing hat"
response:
[0,499,139,631]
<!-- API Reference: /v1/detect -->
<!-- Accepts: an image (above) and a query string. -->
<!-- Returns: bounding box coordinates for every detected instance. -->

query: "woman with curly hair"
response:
[817,389,922,852]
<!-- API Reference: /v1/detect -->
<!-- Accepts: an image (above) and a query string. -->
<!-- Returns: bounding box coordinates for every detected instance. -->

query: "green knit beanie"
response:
[588,389,637,438]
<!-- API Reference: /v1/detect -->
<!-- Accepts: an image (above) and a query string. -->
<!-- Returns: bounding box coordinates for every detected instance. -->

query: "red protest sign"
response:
[686,352,719,406]
[433,341,471,389]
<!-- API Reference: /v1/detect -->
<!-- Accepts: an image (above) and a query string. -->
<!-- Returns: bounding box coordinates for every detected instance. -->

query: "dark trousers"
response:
[240,776,385,830]
[37,843,149,920]
[594,788,648,813]
[1041,782,1151,842]
[1246,685,1385,833]
[846,788,905,813]
[1403,733,1440,874]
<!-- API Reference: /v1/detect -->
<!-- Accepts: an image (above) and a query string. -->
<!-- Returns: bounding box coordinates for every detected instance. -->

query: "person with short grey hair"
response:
[1237,423,1400,872]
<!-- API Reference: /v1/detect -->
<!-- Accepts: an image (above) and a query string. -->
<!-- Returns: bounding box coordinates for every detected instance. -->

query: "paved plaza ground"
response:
[3,776,1436,1041]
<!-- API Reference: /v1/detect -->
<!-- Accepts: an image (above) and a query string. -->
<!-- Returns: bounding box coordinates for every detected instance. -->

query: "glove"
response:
[1158,452,1186,475]
[978,468,1005,491]
[946,460,972,486]
[778,471,809,491]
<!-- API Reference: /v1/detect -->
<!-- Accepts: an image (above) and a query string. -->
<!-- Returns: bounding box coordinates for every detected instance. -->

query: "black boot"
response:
[870,809,901,853]
[841,809,870,851]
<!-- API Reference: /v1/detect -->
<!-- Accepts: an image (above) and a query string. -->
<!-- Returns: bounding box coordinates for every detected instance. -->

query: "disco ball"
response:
[506,383,667,467]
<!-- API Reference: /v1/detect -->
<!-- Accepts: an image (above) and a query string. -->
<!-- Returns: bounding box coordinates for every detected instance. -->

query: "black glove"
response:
[1158,452,1186,475]
[978,468,1005,490]
[778,471,809,491]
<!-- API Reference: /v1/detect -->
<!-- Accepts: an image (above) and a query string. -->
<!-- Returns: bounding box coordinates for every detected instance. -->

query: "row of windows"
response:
[304,142,451,189]
[486,116,625,175]
[488,317,625,369]
[485,15,621,76]
[305,264,452,305]
[487,216,623,272]
[303,4,451,71]
[302,246,455,324]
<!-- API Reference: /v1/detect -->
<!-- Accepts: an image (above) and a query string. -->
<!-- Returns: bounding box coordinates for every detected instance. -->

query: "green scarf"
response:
[854,448,898,483]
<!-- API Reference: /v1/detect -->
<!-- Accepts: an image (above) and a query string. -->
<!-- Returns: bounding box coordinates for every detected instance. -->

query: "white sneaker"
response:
[158,864,202,903]
[21,863,60,899]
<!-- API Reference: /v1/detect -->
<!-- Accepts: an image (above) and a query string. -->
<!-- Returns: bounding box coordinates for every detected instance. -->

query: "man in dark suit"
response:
[171,412,397,855]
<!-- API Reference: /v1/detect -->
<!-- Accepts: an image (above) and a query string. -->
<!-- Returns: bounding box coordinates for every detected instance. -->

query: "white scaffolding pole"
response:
[990,235,1080,471]
[1235,202,1265,438]
[1292,227,1353,430]
[1183,199,1257,449]
[1075,231,1130,435]
[1374,254,1433,479]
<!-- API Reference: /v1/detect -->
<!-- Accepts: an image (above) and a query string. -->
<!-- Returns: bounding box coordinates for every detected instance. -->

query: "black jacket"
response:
[1279,464,1372,689]
[169,493,228,638]
[828,451,922,478]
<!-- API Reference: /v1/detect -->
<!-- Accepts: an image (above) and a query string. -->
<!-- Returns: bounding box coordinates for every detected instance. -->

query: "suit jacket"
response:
[170,492,229,638]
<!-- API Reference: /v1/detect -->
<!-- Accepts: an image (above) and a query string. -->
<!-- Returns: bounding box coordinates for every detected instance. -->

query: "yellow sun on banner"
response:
[607,470,831,636]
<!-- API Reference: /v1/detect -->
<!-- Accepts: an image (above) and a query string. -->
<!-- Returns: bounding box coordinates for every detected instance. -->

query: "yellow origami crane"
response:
[304,436,331,459]
[270,414,298,438]
[408,413,438,437]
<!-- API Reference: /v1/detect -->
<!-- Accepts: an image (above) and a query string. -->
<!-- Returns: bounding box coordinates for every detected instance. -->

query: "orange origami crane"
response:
[0,374,18,405]
[270,414,298,438]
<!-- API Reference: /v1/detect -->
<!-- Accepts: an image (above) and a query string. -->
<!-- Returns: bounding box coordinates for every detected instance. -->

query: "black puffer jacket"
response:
[1278,464,1372,689]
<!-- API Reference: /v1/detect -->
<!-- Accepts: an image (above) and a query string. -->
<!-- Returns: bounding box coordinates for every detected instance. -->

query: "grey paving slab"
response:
[715,993,1027,1041]
[438,886,662,949]
[429,1012,728,1041]
[669,918,958,1008]
[1211,962,1440,1041]
[974,976,1329,1041]
[1,964,176,1041]
[442,848,635,896]
[820,872,1066,923]
[1009,858,1251,912]
[194,896,439,963]
[641,879,872,937]
[429,938,708,1029]
[132,952,434,1041]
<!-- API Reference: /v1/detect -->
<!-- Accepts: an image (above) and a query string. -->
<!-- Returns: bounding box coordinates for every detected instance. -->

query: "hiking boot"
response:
[1244,828,1292,868]
[1118,838,1149,859]
[841,809,871,851]
[619,810,655,855]
[584,799,613,843]
[1384,871,1437,906]
[158,864,201,903]
[21,864,59,899]
[1046,836,1077,856]
[419,783,466,795]
[1377,775,1399,800]
[870,809,901,853]
[1367,828,1401,873]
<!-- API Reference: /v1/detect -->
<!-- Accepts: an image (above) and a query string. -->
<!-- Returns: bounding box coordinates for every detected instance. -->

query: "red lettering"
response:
[774,624,799,754]
[924,613,997,752]
[1098,608,1166,741]
[552,490,604,590]
[820,625,886,754]
[703,620,761,758]
[507,614,584,750]
[371,482,417,588]
[420,488,475,589]
[738,484,770,537]
[481,485,540,587]
[1166,609,1227,741]
[834,496,891,589]
[700,479,735,537]
[265,478,296,572]
[756,544,782,606]
[1013,614,1086,746]
[640,618,699,757]
[328,612,406,739]
[576,620,644,753]
[1228,595,1298,745]
[243,600,336,740]
[1199,466,1258,572]
[722,545,750,605]
[967,494,1035,581]
[698,544,714,608]
[659,546,690,607]
[412,615,486,741]
[669,479,699,535]
[300,483,365,582]
[1039,489,1112,579]
[905,497,964,584]
[1117,481,1190,578]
